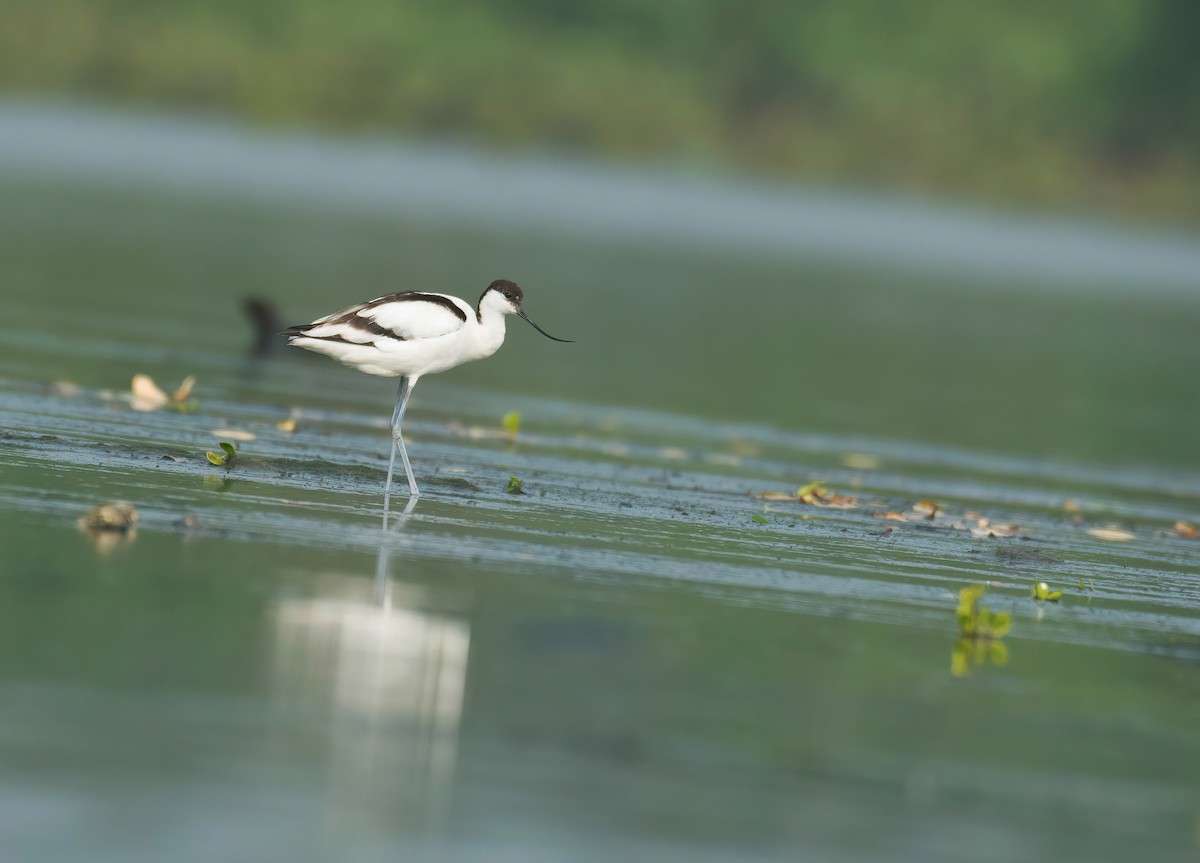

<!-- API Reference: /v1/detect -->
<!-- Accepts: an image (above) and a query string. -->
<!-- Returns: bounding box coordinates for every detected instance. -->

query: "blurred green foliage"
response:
[1,0,1197,219]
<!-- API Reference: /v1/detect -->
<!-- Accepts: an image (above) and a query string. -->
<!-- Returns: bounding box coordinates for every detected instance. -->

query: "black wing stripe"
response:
[283,292,467,341]
[362,292,468,322]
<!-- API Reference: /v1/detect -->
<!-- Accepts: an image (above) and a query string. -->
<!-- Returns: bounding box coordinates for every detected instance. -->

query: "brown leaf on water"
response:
[882,512,908,521]
[1174,520,1198,539]
[1087,526,1135,542]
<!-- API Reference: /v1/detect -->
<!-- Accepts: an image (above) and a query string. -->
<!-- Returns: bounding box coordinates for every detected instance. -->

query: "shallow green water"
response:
[1,134,1199,861]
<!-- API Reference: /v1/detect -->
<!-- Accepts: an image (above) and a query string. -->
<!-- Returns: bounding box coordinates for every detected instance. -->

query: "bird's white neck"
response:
[472,303,508,358]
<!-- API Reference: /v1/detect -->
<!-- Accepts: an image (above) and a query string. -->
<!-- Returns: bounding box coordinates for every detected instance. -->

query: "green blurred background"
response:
[3,0,1199,222]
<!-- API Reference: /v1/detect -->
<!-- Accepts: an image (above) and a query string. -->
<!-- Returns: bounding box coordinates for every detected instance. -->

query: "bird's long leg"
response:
[383,376,420,514]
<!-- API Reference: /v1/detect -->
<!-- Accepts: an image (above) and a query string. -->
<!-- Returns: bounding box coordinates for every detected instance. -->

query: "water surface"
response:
[1,107,1198,862]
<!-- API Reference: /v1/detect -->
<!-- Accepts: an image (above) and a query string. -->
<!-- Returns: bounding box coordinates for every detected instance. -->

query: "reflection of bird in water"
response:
[284,280,571,504]
[243,297,286,357]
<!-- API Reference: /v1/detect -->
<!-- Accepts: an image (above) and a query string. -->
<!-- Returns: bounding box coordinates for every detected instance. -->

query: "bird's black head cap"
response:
[482,279,523,307]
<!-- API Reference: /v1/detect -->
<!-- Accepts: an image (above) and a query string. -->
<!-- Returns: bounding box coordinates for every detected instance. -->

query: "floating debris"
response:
[1087,526,1135,542]
[965,518,1021,538]
[206,441,238,467]
[911,500,941,519]
[276,410,300,433]
[131,374,197,412]
[506,475,525,495]
[78,502,139,553]
[753,481,858,509]
[751,514,768,524]
[79,501,138,532]
[1173,520,1198,539]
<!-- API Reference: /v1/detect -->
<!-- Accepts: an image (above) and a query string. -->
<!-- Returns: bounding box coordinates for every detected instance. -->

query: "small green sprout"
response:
[506,475,525,494]
[1031,581,1062,602]
[206,440,237,467]
[501,411,521,441]
[751,514,768,524]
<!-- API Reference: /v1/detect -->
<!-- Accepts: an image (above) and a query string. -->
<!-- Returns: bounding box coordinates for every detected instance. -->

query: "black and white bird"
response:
[285,279,571,504]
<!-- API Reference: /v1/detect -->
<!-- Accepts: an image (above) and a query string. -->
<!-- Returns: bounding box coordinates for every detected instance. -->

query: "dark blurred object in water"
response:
[244,297,285,356]
[79,501,138,533]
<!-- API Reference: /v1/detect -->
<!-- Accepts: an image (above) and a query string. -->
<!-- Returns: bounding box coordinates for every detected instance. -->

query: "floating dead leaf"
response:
[912,500,941,519]
[1062,499,1082,514]
[842,452,881,470]
[160,454,188,462]
[967,520,1021,538]
[131,374,170,411]
[754,482,857,509]
[211,428,256,442]
[1173,520,1198,539]
[882,512,908,521]
[131,374,197,412]
[799,482,857,508]
[277,409,300,433]
[1087,526,1134,542]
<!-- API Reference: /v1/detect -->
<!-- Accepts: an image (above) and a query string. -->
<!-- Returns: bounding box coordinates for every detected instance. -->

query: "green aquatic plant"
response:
[956,584,1011,639]
[502,410,521,441]
[506,475,525,494]
[206,441,237,468]
[951,636,1009,677]
[1031,581,1062,602]
[951,584,1012,676]
[751,514,768,524]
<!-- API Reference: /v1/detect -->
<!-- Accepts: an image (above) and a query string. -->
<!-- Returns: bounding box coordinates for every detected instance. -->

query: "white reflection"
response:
[270,497,469,841]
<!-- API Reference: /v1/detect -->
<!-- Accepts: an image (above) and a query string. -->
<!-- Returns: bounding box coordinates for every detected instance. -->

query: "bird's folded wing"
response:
[290,292,469,343]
